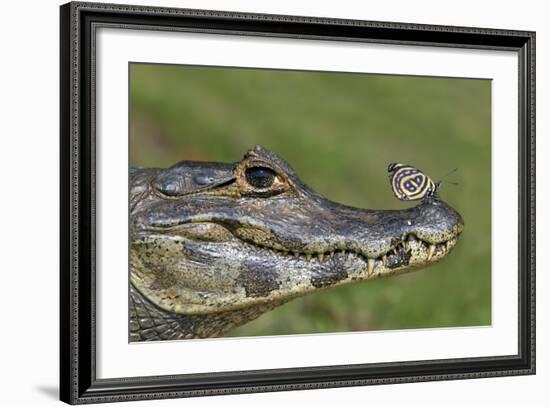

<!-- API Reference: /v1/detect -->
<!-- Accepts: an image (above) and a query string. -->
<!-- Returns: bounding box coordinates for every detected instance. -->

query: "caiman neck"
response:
[129,284,285,340]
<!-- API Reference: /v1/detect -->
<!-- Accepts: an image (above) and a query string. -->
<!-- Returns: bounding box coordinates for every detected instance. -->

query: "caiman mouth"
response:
[146,219,462,277]
[246,233,460,272]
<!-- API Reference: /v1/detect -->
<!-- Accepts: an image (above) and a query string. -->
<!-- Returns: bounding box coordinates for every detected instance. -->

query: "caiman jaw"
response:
[132,199,463,316]
[240,230,461,276]
[140,198,464,281]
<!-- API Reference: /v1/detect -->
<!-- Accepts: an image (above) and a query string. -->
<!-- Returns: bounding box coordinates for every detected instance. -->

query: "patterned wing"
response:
[388,163,435,201]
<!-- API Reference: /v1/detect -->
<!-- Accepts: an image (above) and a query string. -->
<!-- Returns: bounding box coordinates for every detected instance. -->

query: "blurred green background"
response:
[130,63,491,337]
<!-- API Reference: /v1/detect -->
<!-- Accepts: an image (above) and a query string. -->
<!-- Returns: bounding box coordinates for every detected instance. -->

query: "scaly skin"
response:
[129,145,464,341]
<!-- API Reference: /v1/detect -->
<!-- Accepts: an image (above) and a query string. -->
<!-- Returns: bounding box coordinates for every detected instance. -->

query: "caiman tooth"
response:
[446,241,452,251]
[341,249,346,256]
[382,255,387,264]
[317,253,324,262]
[306,253,312,262]
[367,258,375,276]
[403,241,409,251]
[407,235,416,249]
[329,251,334,258]
[427,244,436,261]
[282,251,288,256]
[293,251,300,258]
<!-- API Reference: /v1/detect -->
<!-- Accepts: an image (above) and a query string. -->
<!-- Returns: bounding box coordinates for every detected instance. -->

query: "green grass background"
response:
[130,63,491,337]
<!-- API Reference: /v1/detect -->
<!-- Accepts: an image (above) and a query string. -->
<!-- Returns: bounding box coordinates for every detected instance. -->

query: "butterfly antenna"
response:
[439,168,458,181]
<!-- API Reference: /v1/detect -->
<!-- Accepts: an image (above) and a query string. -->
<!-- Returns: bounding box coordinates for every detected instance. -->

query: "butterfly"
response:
[387,163,439,201]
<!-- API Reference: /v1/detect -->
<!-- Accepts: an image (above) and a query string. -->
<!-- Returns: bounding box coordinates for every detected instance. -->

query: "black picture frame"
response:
[60,1,536,404]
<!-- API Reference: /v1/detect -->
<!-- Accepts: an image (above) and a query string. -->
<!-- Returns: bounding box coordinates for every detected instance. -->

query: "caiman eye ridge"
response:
[237,233,458,276]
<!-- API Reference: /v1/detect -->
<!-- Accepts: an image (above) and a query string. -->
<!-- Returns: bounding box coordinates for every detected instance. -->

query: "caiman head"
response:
[129,145,464,340]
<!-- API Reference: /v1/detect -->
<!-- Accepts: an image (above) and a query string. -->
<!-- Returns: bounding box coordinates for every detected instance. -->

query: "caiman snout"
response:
[348,198,464,276]
[223,192,464,279]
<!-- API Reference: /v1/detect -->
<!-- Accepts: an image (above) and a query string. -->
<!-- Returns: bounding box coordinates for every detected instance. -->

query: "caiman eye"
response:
[245,166,276,189]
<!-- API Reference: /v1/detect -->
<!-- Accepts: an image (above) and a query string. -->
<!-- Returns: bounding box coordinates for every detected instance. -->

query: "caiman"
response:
[129,145,464,341]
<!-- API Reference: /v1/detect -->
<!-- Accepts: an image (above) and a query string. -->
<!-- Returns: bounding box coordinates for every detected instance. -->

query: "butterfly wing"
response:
[389,164,432,201]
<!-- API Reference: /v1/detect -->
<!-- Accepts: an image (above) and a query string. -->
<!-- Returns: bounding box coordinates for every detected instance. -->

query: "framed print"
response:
[60,1,535,404]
